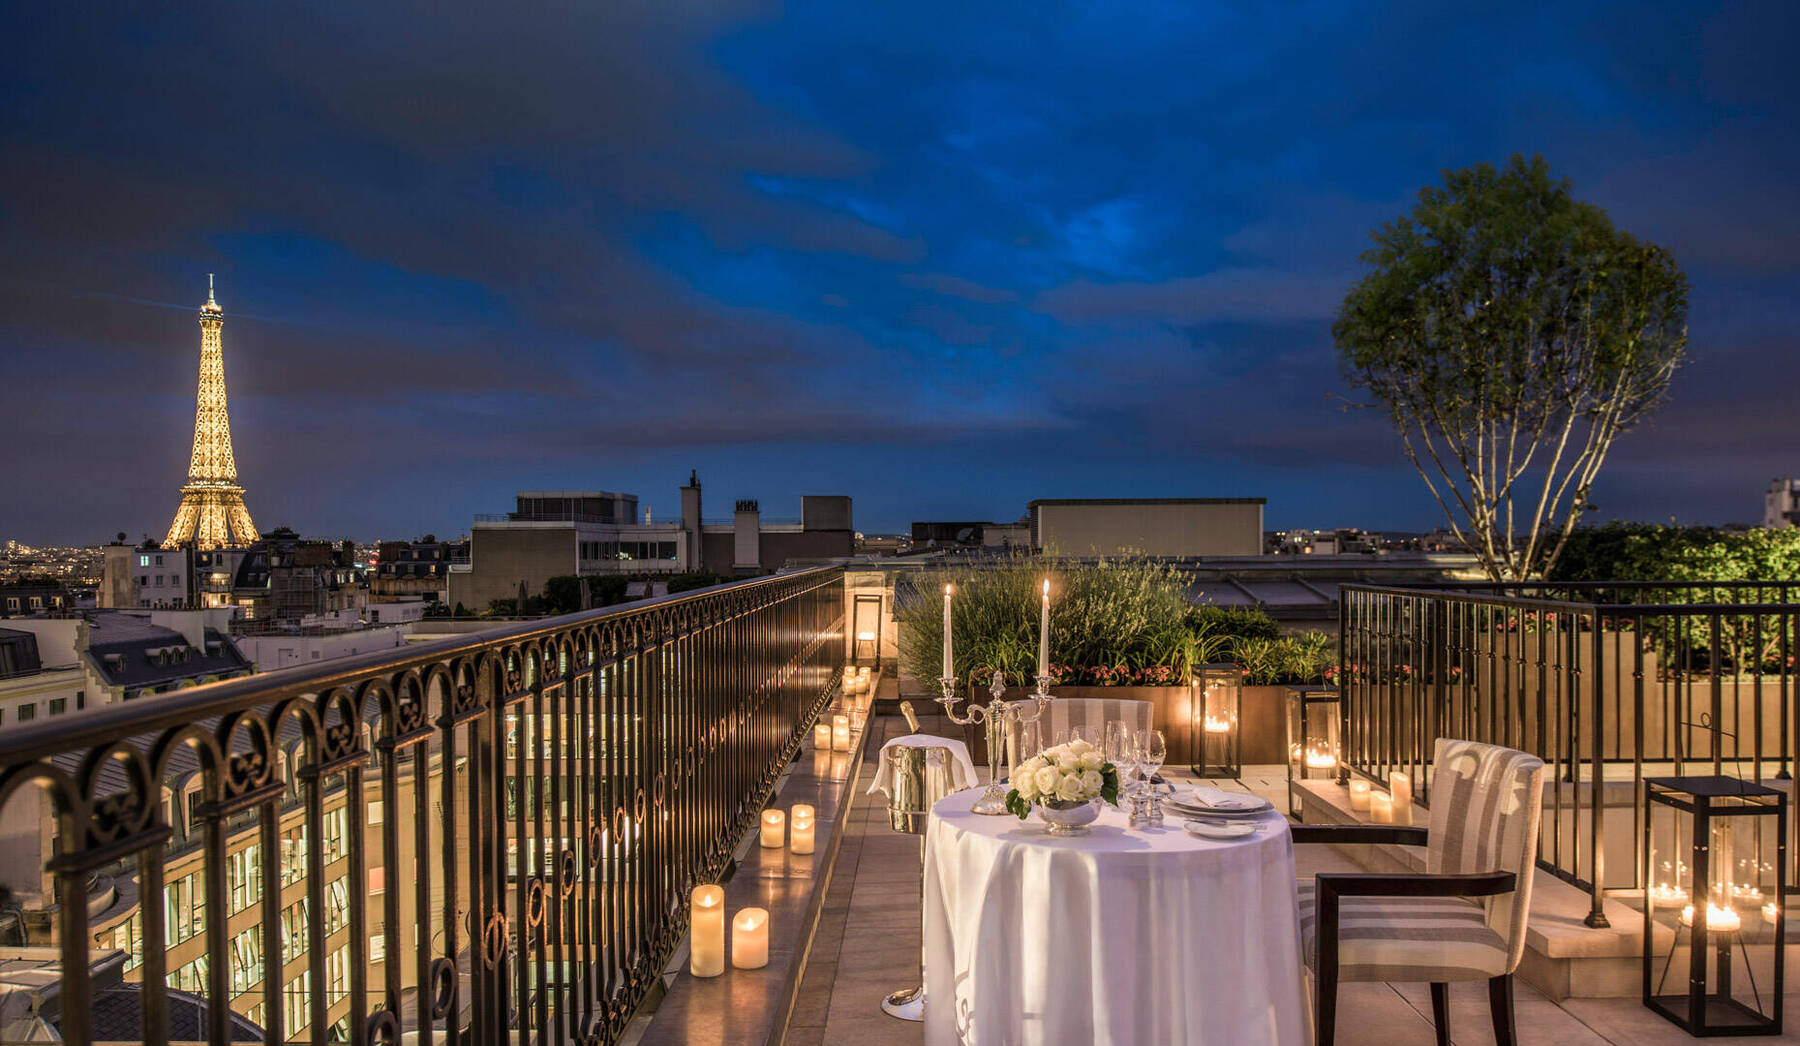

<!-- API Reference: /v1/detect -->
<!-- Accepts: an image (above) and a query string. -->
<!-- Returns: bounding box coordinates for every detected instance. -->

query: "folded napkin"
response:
[1189,786,1260,810]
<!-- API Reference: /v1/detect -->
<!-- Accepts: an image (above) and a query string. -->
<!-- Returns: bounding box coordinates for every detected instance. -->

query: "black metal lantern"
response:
[1644,776,1785,1036]
[1284,684,1341,817]
[1188,663,1241,779]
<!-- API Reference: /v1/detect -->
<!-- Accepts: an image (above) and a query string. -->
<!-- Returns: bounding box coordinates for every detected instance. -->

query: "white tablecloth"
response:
[923,796,1306,1045]
[867,734,981,797]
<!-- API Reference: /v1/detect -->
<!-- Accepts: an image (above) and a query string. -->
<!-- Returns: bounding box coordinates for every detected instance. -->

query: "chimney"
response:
[734,500,761,572]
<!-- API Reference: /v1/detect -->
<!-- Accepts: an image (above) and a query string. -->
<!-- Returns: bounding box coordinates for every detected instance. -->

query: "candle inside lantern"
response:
[1369,791,1394,824]
[690,886,725,977]
[1038,578,1051,679]
[1764,901,1780,921]
[1348,779,1372,812]
[1681,903,1741,933]
[943,583,954,678]
[1203,715,1232,733]
[790,804,815,855]
[732,907,770,969]
[814,722,831,748]
[832,714,851,751]
[1304,746,1338,770]
[1388,771,1413,826]
[1649,881,1688,905]
[760,809,785,848]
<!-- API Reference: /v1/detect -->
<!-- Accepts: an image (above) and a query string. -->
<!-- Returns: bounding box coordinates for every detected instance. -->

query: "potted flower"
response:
[1004,739,1122,835]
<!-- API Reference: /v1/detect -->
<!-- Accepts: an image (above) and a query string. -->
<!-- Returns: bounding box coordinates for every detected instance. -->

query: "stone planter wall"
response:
[895,679,1292,767]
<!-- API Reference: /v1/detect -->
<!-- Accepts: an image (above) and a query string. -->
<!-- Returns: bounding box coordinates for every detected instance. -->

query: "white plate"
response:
[1168,795,1271,816]
[1185,819,1258,840]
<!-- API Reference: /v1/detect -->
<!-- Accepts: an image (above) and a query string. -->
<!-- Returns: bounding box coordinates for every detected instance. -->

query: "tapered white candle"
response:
[943,584,954,678]
[1388,772,1413,826]
[690,886,725,977]
[732,907,769,969]
[1348,779,1372,812]
[790,804,815,854]
[760,809,785,848]
[832,714,851,751]
[1038,578,1051,679]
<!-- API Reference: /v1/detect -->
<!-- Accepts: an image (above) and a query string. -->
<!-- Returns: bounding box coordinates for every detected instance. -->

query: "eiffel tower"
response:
[164,276,260,549]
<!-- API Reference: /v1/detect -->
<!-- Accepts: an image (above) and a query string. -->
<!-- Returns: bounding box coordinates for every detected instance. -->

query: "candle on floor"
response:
[1388,772,1413,826]
[814,722,831,748]
[1370,791,1394,824]
[732,907,769,969]
[832,714,851,751]
[690,886,725,977]
[790,804,815,855]
[760,809,785,848]
[1348,779,1372,812]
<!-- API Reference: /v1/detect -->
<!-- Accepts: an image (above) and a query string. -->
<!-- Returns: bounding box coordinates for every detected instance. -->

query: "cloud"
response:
[1033,268,1351,326]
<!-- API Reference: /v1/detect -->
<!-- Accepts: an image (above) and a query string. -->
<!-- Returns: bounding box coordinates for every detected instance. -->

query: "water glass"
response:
[1135,729,1166,787]
[1103,720,1135,790]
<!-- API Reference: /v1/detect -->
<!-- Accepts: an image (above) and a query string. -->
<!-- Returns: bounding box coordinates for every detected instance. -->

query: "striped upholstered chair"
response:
[1294,739,1545,1046]
[1041,697,1152,744]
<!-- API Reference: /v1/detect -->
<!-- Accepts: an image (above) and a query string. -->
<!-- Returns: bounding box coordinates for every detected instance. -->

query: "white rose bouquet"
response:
[1004,739,1121,818]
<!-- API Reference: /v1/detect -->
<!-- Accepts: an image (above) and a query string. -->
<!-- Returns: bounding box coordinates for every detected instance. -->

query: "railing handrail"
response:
[1340,581,1800,616]
[0,566,842,766]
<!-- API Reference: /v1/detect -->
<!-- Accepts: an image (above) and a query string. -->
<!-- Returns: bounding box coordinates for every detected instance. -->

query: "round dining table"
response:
[921,793,1306,1045]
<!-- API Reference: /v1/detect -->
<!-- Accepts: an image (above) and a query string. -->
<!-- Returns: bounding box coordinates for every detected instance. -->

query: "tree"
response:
[1334,154,1688,580]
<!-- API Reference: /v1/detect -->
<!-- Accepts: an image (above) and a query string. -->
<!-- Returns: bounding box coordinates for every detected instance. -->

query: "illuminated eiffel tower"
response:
[164,276,259,549]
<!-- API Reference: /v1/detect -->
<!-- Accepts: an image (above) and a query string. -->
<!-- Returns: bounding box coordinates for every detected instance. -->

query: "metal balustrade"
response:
[0,566,845,1045]
[1339,581,1800,928]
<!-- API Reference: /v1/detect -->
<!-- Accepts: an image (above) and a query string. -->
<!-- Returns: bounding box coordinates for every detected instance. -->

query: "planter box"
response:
[894,679,1289,767]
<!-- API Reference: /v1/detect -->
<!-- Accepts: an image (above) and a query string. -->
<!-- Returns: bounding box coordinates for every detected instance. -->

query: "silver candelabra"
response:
[937,669,1055,815]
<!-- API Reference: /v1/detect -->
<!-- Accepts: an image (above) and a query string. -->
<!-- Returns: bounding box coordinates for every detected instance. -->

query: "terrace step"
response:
[1293,778,1668,1000]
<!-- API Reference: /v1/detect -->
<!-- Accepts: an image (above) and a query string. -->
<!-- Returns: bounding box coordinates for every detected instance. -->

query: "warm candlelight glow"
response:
[1369,791,1394,824]
[832,714,851,751]
[690,886,725,977]
[790,804,815,855]
[1203,716,1232,733]
[1348,779,1372,812]
[1388,772,1413,826]
[1303,746,1337,769]
[1680,903,1741,933]
[1764,901,1780,921]
[732,907,770,969]
[814,722,831,748]
[760,809,785,848]
[1649,881,1688,904]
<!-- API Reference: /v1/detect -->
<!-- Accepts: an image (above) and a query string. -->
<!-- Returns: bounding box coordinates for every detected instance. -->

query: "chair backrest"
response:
[1426,738,1546,972]
[1043,697,1154,743]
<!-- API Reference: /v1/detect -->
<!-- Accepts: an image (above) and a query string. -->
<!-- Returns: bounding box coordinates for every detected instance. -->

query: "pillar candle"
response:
[832,714,851,751]
[943,584,954,678]
[790,805,815,854]
[690,886,725,977]
[1038,578,1051,679]
[1369,791,1393,824]
[732,907,769,969]
[1388,772,1413,826]
[760,809,785,848]
[814,722,831,748]
[1348,779,1372,812]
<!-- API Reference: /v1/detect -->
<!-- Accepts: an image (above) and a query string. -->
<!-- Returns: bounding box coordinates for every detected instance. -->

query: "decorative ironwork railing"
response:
[0,566,845,1045]
[1339,581,1800,927]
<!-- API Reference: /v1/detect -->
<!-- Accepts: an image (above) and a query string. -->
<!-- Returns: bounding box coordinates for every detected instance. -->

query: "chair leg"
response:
[1488,974,1517,1046]
[1316,962,1337,1046]
[1429,982,1450,1046]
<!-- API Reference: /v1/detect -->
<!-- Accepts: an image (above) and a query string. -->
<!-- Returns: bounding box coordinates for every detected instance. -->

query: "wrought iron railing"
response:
[1339,581,1800,927]
[0,566,845,1045]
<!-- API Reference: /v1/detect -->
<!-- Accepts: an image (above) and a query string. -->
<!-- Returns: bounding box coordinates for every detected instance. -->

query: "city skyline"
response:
[4,3,1799,545]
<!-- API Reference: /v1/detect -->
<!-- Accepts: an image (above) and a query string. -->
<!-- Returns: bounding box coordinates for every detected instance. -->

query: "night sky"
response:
[4,2,1797,545]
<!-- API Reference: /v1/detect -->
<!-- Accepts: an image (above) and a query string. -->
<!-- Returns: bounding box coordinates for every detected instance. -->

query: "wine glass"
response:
[1103,720,1135,791]
[1135,729,1166,794]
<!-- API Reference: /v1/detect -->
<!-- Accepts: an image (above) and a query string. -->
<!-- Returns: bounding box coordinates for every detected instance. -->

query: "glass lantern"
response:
[1644,776,1785,1036]
[1188,663,1241,779]
[1284,684,1341,817]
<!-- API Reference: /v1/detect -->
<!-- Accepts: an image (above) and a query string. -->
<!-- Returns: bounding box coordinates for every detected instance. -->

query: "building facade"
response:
[1027,497,1265,556]
[448,473,853,610]
[1766,477,1800,529]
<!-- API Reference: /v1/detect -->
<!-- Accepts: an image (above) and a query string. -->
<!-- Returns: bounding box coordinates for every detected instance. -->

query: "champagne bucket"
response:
[886,744,956,835]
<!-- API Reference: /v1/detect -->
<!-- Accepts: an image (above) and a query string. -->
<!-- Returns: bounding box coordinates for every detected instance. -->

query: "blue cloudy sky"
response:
[3,1,1796,544]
